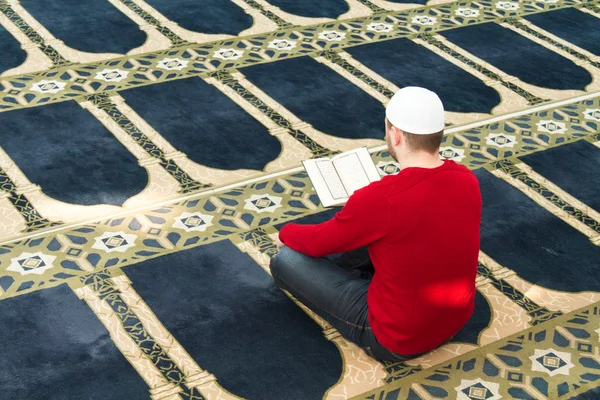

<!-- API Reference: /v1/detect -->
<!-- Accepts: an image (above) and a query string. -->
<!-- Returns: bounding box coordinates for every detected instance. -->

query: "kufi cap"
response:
[386,87,445,134]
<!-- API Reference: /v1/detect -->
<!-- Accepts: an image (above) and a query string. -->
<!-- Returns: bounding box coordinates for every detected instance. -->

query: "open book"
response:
[303,147,381,207]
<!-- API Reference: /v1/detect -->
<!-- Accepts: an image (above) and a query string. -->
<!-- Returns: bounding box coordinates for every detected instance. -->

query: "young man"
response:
[270,87,482,361]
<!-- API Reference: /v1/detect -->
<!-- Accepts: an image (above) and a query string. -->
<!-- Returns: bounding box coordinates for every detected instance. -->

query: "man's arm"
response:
[279,185,390,257]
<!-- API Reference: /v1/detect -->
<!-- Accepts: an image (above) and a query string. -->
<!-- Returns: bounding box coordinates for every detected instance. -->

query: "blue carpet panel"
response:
[441,22,593,91]
[241,56,386,140]
[0,25,26,75]
[120,77,282,171]
[475,168,600,292]
[19,0,147,54]
[345,37,502,114]
[521,140,600,212]
[525,8,600,56]
[0,284,149,399]
[0,101,147,206]
[264,0,350,18]
[385,0,428,5]
[123,240,343,400]
[144,0,254,35]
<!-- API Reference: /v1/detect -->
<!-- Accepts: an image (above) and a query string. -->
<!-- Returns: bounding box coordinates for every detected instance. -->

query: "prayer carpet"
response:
[0,0,599,398]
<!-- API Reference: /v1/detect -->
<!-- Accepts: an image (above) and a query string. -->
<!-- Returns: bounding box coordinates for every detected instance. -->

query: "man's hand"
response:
[276,238,285,251]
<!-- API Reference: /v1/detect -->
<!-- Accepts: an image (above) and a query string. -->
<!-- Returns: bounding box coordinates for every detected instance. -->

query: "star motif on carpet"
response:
[536,120,567,134]
[583,108,600,122]
[455,8,480,17]
[92,231,137,253]
[31,80,66,94]
[95,69,129,82]
[439,146,466,162]
[173,212,214,232]
[157,58,189,71]
[412,16,437,26]
[486,133,517,148]
[366,23,393,33]
[455,378,502,400]
[496,1,520,10]
[214,48,244,60]
[268,39,297,51]
[318,30,346,41]
[530,348,574,376]
[377,161,401,176]
[7,252,57,276]
[244,194,283,214]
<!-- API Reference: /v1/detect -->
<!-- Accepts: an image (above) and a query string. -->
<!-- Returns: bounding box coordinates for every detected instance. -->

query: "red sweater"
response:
[279,160,482,355]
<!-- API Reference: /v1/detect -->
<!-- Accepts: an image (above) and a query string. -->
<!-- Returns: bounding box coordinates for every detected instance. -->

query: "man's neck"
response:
[397,152,444,170]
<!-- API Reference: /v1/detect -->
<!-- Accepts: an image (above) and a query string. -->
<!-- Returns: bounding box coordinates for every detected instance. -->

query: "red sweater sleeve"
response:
[279,184,390,257]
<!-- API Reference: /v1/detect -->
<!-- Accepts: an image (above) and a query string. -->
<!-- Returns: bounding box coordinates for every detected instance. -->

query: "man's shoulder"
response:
[436,160,468,172]
[442,161,480,184]
[349,178,390,204]
[377,161,478,195]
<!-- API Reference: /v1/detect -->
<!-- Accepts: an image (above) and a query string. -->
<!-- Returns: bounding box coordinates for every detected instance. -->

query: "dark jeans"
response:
[270,246,422,362]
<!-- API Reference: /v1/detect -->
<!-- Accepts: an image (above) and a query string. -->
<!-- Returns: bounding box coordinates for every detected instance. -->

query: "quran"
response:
[303,147,381,207]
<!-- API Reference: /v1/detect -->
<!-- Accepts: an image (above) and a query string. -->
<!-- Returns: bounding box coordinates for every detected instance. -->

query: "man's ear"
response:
[392,126,402,146]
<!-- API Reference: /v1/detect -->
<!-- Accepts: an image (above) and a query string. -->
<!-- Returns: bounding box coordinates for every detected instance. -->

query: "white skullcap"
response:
[386,87,445,135]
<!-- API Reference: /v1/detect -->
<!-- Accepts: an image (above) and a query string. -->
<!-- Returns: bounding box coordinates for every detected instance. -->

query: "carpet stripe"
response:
[240,0,294,27]
[0,166,61,232]
[110,274,241,400]
[84,93,210,193]
[206,70,335,158]
[477,252,564,326]
[313,49,491,127]
[74,282,178,396]
[0,2,70,67]
[505,18,600,69]
[421,33,547,105]
[488,159,600,245]
[515,162,600,222]
[355,0,387,13]
[75,272,221,400]
[315,50,394,104]
[112,0,187,46]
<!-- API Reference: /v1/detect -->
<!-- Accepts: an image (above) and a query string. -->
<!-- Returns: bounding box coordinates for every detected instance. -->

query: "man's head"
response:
[385,87,445,162]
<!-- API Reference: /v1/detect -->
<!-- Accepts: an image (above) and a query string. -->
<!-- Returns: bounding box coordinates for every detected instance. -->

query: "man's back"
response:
[366,160,482,354]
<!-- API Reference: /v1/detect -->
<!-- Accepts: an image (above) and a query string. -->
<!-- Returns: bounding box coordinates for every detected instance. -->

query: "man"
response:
[270,87,482,361]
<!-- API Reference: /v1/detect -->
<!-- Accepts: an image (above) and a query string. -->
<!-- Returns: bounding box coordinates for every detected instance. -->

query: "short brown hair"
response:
[386,118,443,154]
[402,130,444,154]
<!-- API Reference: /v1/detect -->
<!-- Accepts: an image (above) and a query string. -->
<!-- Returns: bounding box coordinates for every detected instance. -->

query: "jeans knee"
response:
[269,251,282,277]
[269,247,296,282]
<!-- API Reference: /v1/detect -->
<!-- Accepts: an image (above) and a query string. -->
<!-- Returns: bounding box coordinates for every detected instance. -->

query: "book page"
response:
[332,147,381,196]
[302,159,348,207]
[315,160,348,200]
